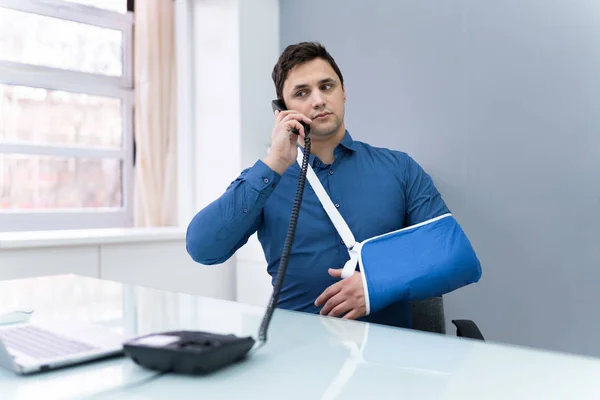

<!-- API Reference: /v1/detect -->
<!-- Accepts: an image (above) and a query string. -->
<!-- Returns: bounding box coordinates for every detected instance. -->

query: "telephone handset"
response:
[271,99,311,136]
[122,99,313,376]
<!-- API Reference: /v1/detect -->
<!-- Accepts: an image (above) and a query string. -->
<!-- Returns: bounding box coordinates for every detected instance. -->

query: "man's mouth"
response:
[314,112,330,120]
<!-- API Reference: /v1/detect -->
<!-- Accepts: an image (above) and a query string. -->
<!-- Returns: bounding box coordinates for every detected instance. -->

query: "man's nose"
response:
[311,92,326,108]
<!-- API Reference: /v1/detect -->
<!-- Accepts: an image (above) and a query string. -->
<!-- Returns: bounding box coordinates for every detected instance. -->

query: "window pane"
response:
[64,0,128,13]
[0,84,122,148]
[0,7,123,76]
[0,155,122,209]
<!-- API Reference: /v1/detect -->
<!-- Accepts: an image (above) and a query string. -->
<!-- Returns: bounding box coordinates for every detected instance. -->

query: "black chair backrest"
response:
[410,296,446,334]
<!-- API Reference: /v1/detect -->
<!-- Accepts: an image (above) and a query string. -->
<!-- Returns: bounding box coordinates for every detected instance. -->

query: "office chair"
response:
[410,296,484,340]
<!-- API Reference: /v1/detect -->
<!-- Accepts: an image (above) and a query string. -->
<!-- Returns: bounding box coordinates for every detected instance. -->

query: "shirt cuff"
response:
[244,159,282,193]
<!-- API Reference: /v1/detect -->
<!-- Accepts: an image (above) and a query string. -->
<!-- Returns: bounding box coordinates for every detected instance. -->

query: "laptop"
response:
[0,314,127,375]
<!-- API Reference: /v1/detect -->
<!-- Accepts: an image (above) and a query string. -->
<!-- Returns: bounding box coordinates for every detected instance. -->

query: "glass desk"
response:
[0,274,599,399]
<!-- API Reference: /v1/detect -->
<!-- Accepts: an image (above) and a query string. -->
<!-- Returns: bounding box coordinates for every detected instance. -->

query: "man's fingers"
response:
[275,109,293,122]
[320,292,345,316]
[327,301,352,318]
[301,114,312,125]
[280,112,312,126]
[286,120,306,138]
[342,309,362,320]
[315,282,341,306]
[328,268,343,278]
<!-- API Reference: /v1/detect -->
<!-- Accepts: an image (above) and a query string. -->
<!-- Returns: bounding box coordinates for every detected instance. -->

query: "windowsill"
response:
[0,227,187,250]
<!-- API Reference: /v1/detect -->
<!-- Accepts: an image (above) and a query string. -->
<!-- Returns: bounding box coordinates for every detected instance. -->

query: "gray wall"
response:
[280,0,600,357]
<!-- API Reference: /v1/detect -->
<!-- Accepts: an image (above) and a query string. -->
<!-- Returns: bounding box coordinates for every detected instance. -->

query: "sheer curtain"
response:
[133,0,178,227]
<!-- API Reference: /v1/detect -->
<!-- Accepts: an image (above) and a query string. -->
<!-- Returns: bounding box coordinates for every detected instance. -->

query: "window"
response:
[0,0,134,231]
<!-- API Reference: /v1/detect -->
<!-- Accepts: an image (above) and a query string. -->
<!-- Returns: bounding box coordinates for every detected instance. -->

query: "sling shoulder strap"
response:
[296,149,359,279]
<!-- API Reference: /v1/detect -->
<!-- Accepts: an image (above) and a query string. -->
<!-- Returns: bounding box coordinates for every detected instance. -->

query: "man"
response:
[186,42,478,329]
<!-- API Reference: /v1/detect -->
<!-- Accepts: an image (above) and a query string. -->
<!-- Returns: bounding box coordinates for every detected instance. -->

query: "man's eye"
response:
[321,84,332,91]
[295,91,307,97]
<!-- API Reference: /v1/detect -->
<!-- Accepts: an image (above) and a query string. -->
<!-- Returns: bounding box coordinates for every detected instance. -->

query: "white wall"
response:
[236,0,280,307]
[184,0,280,307]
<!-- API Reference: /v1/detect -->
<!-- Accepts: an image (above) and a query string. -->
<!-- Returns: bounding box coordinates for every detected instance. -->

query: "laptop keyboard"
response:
[0,325,98,360]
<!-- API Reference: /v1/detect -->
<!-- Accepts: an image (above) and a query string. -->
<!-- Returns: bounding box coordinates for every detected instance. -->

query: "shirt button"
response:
[243,208,248,213]
[263,178,269,183]
[335,203,340,208]
[329,170,334,175]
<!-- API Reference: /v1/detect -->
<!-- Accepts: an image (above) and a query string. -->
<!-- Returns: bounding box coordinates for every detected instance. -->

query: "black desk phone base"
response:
[123,331,256,375]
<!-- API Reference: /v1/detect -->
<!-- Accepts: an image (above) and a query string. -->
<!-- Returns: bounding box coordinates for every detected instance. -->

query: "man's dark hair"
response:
[272,42,344,100]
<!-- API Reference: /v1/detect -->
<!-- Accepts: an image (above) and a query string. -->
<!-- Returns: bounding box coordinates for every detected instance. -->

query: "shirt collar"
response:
[337,130,357,152]
[298,130,357,167]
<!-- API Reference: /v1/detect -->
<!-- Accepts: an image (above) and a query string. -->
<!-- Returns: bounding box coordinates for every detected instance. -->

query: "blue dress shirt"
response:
[186,130,450,328]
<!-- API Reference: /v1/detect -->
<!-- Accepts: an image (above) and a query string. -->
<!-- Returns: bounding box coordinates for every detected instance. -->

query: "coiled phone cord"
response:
[257,134,311,346]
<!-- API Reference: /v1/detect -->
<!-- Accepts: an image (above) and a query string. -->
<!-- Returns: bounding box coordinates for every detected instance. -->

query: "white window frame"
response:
[0,0,134,232]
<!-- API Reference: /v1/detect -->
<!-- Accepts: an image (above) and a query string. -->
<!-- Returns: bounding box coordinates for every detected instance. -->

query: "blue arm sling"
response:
[297,151,482,315]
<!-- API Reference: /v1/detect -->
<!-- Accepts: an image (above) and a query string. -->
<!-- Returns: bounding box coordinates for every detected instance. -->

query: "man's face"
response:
[282,58,346,139]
